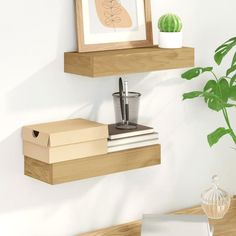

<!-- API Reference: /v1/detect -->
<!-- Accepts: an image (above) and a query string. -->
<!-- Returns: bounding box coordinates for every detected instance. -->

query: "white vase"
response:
[158,32,183,49]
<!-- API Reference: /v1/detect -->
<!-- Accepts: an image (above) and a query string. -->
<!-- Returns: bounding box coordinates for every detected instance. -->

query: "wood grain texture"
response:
[79,221,142,236]
[75,0,153,52]
[64,47,194,77]
[25,144,161,184]
[78,197,236,236]
[25,157,52,184]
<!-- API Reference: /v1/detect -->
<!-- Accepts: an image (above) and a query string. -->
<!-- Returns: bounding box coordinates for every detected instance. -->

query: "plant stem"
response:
[211,71,219,81]
[222,107,236,143]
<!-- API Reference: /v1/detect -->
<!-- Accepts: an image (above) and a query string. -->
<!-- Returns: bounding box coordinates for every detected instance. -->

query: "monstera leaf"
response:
[229,85,236,101]
[182,91,203,100]
[203,79,230,111]
[181,67,213,80]
[226,52,236,76]
[230,74,236,86]
[215,37,236,65]
[207,127,231,147]
[218,78,230,101]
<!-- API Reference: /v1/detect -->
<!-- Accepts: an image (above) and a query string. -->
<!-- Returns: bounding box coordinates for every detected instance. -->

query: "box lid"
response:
[22,118,108,147]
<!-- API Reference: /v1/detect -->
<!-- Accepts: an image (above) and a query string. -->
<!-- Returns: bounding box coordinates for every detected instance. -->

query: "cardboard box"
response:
[22,118,108,163]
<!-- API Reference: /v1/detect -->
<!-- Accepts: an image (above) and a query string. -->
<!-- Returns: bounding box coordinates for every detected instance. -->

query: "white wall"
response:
[0,0,236,235]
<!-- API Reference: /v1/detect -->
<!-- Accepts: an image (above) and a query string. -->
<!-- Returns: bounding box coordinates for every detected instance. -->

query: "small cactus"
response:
[158,14,182,32]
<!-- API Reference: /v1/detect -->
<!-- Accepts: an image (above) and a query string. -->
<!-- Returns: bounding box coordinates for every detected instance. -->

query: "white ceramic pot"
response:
[158,32,183,49]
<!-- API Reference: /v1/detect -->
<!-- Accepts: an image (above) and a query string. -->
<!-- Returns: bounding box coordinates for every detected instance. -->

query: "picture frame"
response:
[75,0,153,52]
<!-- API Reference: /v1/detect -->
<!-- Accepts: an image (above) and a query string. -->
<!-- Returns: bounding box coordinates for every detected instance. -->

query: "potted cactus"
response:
[158,13,183,48]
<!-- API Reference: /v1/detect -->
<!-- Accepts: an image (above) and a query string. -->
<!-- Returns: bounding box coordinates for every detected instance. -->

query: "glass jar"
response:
[201,175,231,219]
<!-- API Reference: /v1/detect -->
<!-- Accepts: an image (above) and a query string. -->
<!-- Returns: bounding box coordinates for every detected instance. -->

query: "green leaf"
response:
[214,37,236,65]
[219,78,230,102]
[203,78,229,111]
[181,67,213,80]
[207,127,231,147]
[226,53,236,76]
[231,52,236,66]
[203,92,236,108]
[183,91,202,100]
[229,85,236,100]
[202,67,214,72]
[225,103,235,108]
[230,74,236,86]
[227,65,236,76]
[203,80,216,102]
[203,80,222,111]
[204,80,217,91]
[182,90,236,108]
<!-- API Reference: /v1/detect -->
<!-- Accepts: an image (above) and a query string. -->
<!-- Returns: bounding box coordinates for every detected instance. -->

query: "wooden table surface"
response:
[79,197,236,236]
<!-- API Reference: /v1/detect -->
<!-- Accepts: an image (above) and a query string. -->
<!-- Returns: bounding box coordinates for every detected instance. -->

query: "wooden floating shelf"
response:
[25,144,161,184]
[78,197,236,236]
[64,47,194,77]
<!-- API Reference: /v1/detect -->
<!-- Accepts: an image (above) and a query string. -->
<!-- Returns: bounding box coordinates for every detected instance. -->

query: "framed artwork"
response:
[75,0,153,52]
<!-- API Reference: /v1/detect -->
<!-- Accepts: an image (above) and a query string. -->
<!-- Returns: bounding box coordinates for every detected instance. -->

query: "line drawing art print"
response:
[95,0,132,29]
[75,0,153,52]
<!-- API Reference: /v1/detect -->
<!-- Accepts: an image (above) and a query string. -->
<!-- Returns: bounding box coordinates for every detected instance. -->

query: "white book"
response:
[108,133,159,147]
[141,214,213,236]
[108,139,159,153]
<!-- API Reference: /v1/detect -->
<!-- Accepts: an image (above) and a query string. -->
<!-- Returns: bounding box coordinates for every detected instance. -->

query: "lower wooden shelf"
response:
[24,144,161,184]
[78,197,236,236]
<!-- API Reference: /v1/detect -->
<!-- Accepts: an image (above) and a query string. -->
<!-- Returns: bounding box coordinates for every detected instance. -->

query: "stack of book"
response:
[141,214,214,236]
[108,124,159,152]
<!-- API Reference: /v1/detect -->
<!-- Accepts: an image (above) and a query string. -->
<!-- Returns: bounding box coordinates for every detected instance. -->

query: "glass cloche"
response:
[201,175,231,219]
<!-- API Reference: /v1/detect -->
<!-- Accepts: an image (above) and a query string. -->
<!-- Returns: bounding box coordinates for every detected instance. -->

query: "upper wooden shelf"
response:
[64,47,194,77]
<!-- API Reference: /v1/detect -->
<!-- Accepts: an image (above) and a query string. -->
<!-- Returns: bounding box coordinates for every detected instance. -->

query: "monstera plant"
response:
[181,37,236,147]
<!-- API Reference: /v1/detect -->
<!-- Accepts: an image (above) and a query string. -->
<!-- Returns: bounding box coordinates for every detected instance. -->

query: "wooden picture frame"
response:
[75,0,153,52]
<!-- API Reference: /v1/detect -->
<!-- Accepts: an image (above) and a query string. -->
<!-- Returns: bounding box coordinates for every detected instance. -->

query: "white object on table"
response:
[141,214,213,236]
